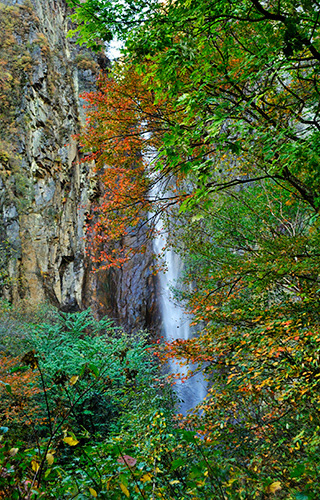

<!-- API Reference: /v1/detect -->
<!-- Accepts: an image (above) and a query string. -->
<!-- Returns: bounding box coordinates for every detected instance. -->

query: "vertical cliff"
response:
[0,0,95,311]
[0,0,158,329]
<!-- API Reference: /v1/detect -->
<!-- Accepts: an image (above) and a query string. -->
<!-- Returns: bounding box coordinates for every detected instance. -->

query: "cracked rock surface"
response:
[0,0,158,331]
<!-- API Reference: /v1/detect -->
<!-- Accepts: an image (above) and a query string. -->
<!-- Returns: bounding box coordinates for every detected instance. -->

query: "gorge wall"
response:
[0,0,158,330]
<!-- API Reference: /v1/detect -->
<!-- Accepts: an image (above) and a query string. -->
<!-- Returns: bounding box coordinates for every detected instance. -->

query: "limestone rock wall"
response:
[0,0,158,330]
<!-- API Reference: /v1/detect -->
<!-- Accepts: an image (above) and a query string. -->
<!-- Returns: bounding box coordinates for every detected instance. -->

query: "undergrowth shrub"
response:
[0,307,183,498]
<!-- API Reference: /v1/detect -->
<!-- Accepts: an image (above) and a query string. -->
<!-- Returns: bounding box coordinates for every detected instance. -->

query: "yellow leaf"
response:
[89,487,97,497]
[196,480,205,487]
[63,436,79,446]
[120,482,130,497]
[46,453,54,466]
[227,477,237,486]
[9,448,19,456]
[267,481,281,494]
[169,480,180,485]
[141,473,152,483]
[70,375,79,386]
[31,460,40,472]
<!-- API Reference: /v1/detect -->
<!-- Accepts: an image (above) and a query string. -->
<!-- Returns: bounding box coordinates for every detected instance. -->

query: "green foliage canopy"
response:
[68,0,320,210]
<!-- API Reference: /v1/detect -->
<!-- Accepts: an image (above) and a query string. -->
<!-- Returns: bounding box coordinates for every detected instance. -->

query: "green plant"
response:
[0,308,232,499]
[0,310,170,497]
[28,310,151,433]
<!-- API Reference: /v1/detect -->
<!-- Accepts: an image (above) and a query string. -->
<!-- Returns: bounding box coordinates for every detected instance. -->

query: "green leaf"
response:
[290,464,305,478]
[170,458,185,471]
[181,430,196,443]
[89,363,99,378]
[0,381,12,394]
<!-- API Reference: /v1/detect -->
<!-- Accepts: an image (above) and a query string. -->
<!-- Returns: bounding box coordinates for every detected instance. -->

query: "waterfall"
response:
[152,205,207,415]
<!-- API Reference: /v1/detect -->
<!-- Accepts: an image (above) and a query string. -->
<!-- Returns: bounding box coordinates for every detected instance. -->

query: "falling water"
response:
[153,211,207,415]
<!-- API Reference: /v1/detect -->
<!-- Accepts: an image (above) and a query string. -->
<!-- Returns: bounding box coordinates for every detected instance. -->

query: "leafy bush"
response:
[27,309,158,436]
[0,309,178,498]
[0,308,230,499]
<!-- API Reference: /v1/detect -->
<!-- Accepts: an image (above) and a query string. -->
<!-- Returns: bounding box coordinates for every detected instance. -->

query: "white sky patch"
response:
[107,38,124,60]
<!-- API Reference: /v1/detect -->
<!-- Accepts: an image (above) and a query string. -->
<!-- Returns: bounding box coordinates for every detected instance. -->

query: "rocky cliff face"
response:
[0,0,158,330]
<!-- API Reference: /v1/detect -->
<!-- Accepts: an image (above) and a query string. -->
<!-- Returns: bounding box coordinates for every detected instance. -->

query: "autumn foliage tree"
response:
[80,69,150,268]
[80,64,189,269]
[70,0,320,209]
[69,0,320,497]
[161,182,320,496]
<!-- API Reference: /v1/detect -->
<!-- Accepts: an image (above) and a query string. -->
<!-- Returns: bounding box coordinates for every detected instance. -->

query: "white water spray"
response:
[153,206,207,415]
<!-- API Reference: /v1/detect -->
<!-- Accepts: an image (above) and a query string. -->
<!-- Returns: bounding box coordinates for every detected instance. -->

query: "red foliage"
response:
[80,69,158,269]
[0,355,42,427]
[79,65,189,270]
